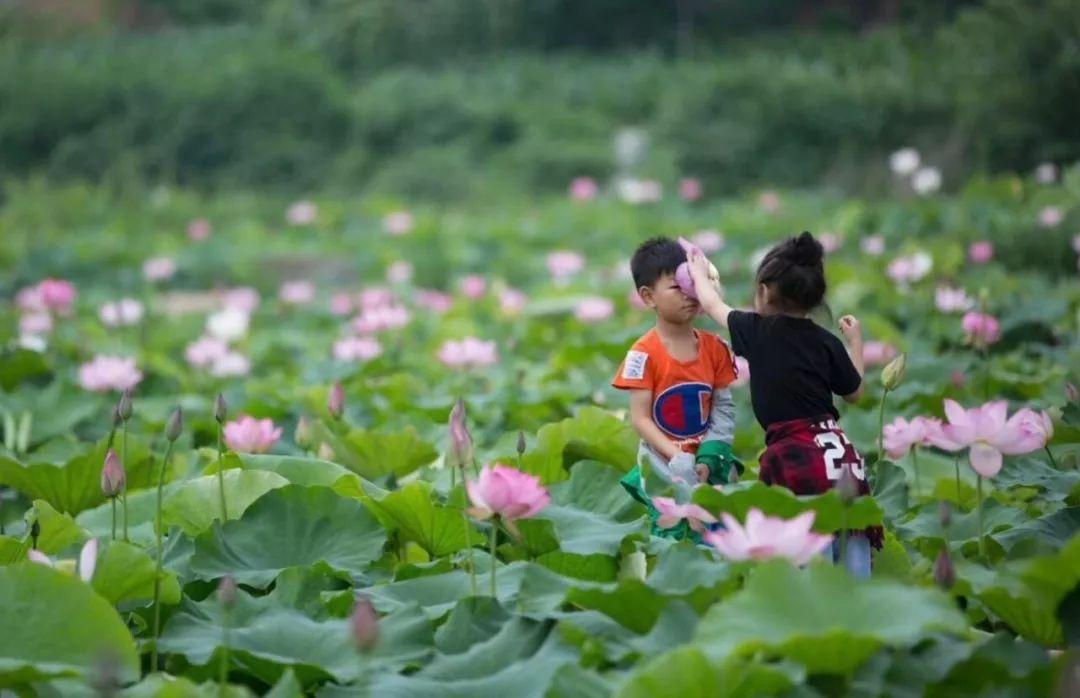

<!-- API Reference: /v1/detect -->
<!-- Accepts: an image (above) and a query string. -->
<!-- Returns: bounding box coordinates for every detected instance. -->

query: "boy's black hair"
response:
[630,237,687,290]
[755,231,826,313]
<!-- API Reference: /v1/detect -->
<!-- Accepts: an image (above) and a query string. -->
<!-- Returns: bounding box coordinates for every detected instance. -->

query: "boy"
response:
[613,238,742,531]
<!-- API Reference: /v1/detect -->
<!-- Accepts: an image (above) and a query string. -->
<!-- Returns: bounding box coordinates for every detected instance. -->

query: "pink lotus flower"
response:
[358,287,395,310]
[187,218,212,242]
[383,211,413,236]
[935,287,974,313]
[962,312,1001,346]
[500,288,527,315]
[568,177,598,202]
[460,275,487,299]
[185,336,229,368]
[143,257,177,283]
[78,356,143,392]
[352,305,411,334]
[387,261,413,284]
[448,398,473,469]
[758,190,782,213]
[931,400,1047,477]
[415,289,453,314]
[951,370,967,389]
[703,508,833,565]
[37,279,77,314]
[968,241,994,264]
[206,308,250,342]
[209,352,251,378]
[99,299,144,327]
[862,341,898,367]
[818,232,841,254]
[15,285,46,313]
[546,251,585,281]
[733,356,750,387]
[679,178,703,202]
[574,297,614,322]
[467,464,550,526]
[886,252,933,285]
[861,236,886,256]
[1034,163,1057,184]
[333,336,383,362]
[286,200,318,225]
[220,287,260,314]
[330,293,354,316]
[616,177,659,205]
[651,497,716,532]
[882,416,930,460]
[691,230,725,253]
[436,337,498,369]
[101,448,125,498]
[26,538,98,583]
[627,288,648,310]
[351,597,379,651]
[1039,206,1063,228]
[223,416,283,453]
[279,280,316,305]
[19,312,53,336]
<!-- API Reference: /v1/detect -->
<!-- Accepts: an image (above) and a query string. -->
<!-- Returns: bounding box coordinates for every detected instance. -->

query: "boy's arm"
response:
[688,250,734,328]
[628,389,681,461]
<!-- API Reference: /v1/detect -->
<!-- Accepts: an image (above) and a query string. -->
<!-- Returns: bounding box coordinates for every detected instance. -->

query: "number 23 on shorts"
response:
[814,427,866,481]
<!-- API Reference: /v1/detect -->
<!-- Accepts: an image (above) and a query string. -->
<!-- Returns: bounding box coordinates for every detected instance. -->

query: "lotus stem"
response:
[954,454,962,503]
[216,422,227,521]
[122,422,129,542]
[1045,445,1059,470]
[151,440,175,671]
[911,447,921,498]
[489,520,498,598]
[976,474,986,560]
[462,511,477,596]
[876,388,889,463]
[111,498,117,542]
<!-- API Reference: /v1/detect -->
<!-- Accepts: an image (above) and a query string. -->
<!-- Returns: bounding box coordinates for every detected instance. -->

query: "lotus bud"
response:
[933,547,956,590]
[111,404,122,428]
[294,417,314,450]
[350,597,379,651]
[165,407,183,442]
[318,443,336,461]
[448,398,473,469]
[1067,382,1078,403]
[881,353,907,391]
[218,575,237,607]
[116,389,133,422]
[328,381,345,419]
[516,430,527,457]
[101,449,125,498]
[214,393,228,424]
[835,464,860,504]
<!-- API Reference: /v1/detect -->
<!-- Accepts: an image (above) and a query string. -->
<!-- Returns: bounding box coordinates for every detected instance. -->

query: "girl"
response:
[687,231,879,577]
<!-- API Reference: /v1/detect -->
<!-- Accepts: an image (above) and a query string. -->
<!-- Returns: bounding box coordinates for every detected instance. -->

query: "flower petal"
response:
[969,442,1004,478]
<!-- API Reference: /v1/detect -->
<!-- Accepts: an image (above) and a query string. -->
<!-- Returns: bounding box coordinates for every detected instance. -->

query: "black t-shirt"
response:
[727,310,862,429]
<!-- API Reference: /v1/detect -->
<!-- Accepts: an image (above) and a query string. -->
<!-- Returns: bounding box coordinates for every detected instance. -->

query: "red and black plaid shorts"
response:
[759,415,882,548]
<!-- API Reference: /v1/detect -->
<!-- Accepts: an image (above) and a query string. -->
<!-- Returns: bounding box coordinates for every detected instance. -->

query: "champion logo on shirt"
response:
[652,381,712,438]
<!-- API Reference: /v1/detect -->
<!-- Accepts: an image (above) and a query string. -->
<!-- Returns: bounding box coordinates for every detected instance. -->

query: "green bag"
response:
[619,464,701,542]
[695,440,744,485]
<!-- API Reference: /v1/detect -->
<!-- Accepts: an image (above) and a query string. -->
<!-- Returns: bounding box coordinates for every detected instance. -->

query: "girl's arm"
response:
[628,389,681,461]
[838,315,865,403]
[688,251,734,328]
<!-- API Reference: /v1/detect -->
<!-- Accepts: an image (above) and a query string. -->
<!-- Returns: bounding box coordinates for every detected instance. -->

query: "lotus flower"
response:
[912,167,941,195]
[351,597,379,651]
[187,218,212,242]
[691,230,724,253]
[862,341,897,367]
[546,251,585,280]
[330,293,354,316]
[143,257,177,282]
[436,338,498,369]
[703,508,833,565]
[651,497,716,532]
[886,252,933,285]
[206,308,250,342]
[37,279,77,314]
[616,178,661,204]
[568,177,598,201]
[101,449,125,498]
[861,236,886,256]
[386,261,413,284]
[333,336,382,362]
[415,290,453,314]
[931,400,1047,477]
[209,352,251,377]
[466,465,550,526]
[818,232,841,254]
[220,287,261,314]
[279,281,316,305]
[19,312,53,336]
[499,288,527,315]
[678,178,702,202]
[358,287,395,310]
[78,356,143,393]
[223,416,282,454]
[286,200,318,225]
[448,398,473,469]
[460,275,487,299]
[1039,206,1063,228]
[674,237,720,300]
[99,299,144,327]
[961,312,1001,346]
[935,287,974,313]
[889,148,920,176]
[26,538,98,583]
[1034,163,1057,184]
[574,297,614,322]
[882,416,929,460]
[328,381,345,418]
[968,241,994,264]
[383,211,413,236]
[758,190,782,213]
[352,305,411,334]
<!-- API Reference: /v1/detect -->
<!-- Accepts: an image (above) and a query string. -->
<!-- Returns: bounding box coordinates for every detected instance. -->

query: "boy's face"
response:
[639,273,699,323]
